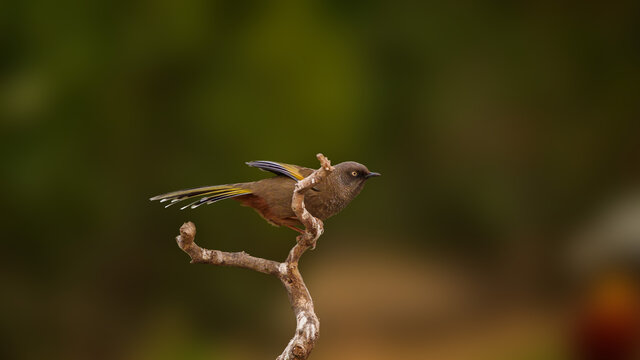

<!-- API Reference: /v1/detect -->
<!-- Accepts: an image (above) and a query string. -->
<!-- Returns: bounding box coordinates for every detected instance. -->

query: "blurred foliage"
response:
[1,0,639,359]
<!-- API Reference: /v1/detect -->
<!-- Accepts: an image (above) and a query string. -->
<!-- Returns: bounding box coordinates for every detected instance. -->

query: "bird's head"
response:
[333,161,380,197]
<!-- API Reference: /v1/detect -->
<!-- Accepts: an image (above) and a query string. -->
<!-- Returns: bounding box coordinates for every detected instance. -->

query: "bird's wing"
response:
[245,161,312,181]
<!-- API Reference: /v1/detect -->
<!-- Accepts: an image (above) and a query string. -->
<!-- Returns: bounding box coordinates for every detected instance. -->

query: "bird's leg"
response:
[285,224,305,234]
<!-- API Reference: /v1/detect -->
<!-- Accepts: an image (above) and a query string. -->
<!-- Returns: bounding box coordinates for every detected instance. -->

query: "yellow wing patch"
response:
[245,161,305,181]
[279,163,305,180]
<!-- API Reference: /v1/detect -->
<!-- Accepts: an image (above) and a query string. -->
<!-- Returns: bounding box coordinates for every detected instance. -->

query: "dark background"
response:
[2,1,639,359]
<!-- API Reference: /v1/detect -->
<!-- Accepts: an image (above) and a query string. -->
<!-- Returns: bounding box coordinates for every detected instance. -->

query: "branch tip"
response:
[315,153,334,171]
[180,221,196,240]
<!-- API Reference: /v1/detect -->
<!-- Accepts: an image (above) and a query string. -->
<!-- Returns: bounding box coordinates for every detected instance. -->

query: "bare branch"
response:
[276,153,333,360]
[173,154,334,360]
[176,222,281,276]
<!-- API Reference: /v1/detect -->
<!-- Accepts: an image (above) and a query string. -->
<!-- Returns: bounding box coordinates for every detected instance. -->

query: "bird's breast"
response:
[305,190,349,220]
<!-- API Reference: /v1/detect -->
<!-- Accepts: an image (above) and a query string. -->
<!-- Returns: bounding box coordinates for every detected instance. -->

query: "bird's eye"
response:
[351,171,358,177]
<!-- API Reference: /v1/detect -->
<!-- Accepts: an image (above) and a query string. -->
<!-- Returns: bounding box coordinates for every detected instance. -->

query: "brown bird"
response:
[150,160,380,233]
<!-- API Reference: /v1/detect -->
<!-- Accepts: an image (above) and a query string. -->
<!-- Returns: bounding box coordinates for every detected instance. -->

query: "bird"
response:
[150,160,380,233]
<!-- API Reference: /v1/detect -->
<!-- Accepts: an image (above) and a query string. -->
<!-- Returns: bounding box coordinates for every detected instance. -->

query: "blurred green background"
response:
[2,1,639,359]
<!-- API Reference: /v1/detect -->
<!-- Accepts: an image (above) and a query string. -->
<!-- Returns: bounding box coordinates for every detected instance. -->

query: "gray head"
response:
[332,161,381,198]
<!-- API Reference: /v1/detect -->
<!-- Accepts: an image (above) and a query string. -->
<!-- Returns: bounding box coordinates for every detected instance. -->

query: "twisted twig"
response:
[175,153,334,360]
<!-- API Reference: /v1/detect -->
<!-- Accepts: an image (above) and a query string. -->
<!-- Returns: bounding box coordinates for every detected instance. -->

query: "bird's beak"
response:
[365,172,381,179]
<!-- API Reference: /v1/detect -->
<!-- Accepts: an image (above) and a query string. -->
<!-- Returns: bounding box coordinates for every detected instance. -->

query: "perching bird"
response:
[150,160,380,233]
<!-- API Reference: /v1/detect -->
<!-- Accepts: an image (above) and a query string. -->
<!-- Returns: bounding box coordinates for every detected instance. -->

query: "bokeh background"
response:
[2,1,639,359]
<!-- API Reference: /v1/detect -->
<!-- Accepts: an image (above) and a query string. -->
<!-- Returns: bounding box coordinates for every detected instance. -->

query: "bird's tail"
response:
[149,184,252,210]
